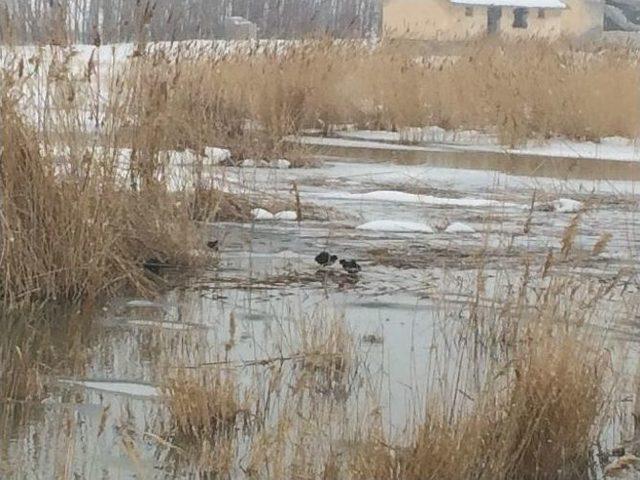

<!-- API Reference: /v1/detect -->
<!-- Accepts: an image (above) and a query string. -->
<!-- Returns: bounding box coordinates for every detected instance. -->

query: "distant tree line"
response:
[0,0,380,44]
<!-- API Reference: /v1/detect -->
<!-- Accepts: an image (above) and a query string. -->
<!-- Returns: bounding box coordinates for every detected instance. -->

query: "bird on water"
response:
[315,251,338,267]
[339,259,361,275]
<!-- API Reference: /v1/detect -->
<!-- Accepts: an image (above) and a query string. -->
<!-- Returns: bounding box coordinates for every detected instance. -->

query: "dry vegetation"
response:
[0,106,204,307]
[150,263,615,479]
[165,370,246,444]
[0,30,637,480]
[125,38,640,149]
[0,37,637,308]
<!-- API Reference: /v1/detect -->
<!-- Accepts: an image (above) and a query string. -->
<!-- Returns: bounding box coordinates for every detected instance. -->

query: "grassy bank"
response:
[125,38,640,149]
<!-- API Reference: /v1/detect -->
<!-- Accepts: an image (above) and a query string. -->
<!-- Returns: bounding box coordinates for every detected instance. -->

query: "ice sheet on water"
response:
[125,299,165,309]
[59,379,160,398]
[356,220,435,233]
[445,222,476,233]
[303,130,640,162]
[127,319,194,331]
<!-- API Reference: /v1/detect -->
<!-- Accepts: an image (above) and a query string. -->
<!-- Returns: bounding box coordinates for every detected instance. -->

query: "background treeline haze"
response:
[0,0,380,44]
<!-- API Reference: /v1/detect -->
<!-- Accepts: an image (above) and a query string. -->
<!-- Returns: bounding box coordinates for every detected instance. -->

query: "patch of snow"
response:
[356,220,435,233]
[315,190,515,208]
[552,198,583,213]
[445,222,476,233]
[270,158,291,169]
[241,159,257,168]
[59,379,160,398]
[204,147,232,164]
[162,149,203,166]
[251,208,275,220]
[274,210,298,221]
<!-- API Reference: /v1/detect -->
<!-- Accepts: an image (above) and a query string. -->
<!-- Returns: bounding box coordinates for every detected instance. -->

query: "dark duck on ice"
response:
[339,259,361,274]
[315,251,338,267]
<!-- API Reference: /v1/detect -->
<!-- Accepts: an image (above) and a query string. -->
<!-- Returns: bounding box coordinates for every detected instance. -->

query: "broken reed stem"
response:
[173,351,344,370]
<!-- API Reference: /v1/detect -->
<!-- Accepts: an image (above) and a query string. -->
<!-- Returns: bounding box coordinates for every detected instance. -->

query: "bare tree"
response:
[0,0,379,44]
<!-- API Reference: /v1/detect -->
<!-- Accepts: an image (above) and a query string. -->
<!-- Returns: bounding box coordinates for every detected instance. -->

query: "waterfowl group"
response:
[315,251,361,275]
[144,244,362,281]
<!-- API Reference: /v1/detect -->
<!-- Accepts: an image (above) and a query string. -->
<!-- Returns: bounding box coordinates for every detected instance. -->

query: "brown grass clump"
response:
[0,320,46,404]
[495,334,604,479]
[0,109,201,307]
[123,39,640,150]
[294,315,355,399]
[0,50,213,309]
[395,274,609,480]
[164,370,246,444]
[396,331,605,480]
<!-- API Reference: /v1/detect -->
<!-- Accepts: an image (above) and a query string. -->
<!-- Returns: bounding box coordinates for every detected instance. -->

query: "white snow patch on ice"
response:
[59,379,160,398]
[315,190,515,208]
[445,222,476,233]
[251,208,275,220]
[270,158,291,169]
[552,198,583,213]
[356,220,435,233]
[274,210,298,221]
[241,159,258,168]
[204,147,232,164]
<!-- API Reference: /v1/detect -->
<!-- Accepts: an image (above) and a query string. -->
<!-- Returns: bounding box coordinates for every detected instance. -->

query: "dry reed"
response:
[123,39,640,150]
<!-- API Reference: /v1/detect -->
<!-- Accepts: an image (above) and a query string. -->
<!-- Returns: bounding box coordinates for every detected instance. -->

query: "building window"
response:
[465,6,473,16]
[513,7,529,28]
[538,8,545,18]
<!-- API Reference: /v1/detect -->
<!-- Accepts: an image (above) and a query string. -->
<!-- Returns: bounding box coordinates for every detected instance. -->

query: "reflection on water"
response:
[2,154,640,478]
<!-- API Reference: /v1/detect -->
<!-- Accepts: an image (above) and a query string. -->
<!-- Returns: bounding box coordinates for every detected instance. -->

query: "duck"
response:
[339,259,361,275]
[143,257,165,275]
[315,251,338,267]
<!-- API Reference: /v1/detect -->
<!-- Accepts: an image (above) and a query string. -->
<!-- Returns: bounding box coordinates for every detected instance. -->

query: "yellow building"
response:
[383,0,603,40]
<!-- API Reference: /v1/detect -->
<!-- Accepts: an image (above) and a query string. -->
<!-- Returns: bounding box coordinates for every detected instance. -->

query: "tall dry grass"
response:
[347,264,613,479]
[1,37,636,309]
[0,44,226,310]
[0,105,201,307]
[153,260,614,479]
[123,39,640,149]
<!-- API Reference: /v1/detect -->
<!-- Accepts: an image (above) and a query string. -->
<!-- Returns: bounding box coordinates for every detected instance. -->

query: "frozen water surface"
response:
[4,147,640,478]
